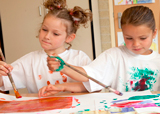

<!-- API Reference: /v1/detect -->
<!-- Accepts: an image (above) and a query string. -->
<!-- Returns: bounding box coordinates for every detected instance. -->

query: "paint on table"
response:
[0,97,74,113]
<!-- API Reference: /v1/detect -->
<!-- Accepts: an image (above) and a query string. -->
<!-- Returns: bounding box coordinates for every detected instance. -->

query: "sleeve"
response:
[82,51,115,92]
[0,53,33,91]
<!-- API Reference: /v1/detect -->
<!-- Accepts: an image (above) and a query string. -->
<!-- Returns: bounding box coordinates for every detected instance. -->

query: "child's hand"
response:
[0,61,13,76]
[47,53,62,71]
[38,84,64,97]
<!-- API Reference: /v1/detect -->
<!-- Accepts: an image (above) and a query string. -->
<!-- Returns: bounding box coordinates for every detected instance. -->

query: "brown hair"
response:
[121,6,155,32]
[41,0,92,49]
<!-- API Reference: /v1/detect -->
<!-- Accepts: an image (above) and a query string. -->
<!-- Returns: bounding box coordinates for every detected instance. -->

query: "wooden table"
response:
[9,91,160,114]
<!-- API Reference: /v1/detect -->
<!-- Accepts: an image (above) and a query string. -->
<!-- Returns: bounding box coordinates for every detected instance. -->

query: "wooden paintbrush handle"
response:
[7,72,17,91]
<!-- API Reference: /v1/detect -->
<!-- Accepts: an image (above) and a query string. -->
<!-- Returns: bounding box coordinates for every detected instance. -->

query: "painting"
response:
[0,97,73,113]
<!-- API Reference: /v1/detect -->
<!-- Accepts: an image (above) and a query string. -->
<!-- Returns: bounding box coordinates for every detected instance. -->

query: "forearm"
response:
[0,76,4,87]
[61,82,88,93]
[62,65,89,82]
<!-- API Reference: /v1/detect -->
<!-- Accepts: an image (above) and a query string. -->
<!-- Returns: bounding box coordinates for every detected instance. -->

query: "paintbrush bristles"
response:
[15,90,22,98]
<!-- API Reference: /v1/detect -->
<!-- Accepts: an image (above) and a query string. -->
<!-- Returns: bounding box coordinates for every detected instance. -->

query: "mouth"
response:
[42,40,51,45]
[133,48,141,51]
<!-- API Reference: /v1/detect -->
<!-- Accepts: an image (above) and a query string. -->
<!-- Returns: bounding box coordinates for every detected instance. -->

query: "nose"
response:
[44,32,50,40]
[133,40,140,47]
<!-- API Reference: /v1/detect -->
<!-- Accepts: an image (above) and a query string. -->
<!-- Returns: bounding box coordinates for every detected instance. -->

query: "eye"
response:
[42,28,47,31]
[54,33,59,36]
[126,38,133,40]
[140,38,146,40]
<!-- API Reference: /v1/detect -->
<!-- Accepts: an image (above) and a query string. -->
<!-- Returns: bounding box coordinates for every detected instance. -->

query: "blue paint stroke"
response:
[111,99,128,103]
[138,100,152,104]
[121,107,135,112]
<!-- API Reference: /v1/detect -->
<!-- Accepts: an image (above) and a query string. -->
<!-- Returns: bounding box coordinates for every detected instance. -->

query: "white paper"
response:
[0,90,160,114]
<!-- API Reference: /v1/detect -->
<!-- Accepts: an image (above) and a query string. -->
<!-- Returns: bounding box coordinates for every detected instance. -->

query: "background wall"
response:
[98,0,112,52]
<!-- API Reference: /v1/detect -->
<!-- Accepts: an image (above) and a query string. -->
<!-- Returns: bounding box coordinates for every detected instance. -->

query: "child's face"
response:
[122,24,157,55]
[39,15,68,54]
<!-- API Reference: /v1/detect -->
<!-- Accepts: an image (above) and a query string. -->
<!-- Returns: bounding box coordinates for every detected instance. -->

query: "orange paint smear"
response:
[0,97,73,113]
[0,98,6,100]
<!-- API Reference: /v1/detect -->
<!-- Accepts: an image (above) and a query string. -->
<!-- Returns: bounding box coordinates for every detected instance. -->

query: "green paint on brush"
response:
[128,95,159,100]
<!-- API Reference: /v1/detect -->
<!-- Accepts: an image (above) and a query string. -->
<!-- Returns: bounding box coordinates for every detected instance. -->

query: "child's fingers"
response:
[38,84,64,97]
[42,91,60,96]
[0,70,8,76]
[38,85,57,97]
[47,60,60,71]
[0,65,8,74]
[38,86,47,98]
[0,62,13,76]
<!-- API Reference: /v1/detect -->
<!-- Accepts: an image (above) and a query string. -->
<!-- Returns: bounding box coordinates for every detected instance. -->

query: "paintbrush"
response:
[48,55,123,96]
[0,48,22,98]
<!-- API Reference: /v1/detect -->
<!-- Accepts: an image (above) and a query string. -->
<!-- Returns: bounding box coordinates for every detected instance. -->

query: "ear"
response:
[65,33,76,43]
[152,28,157,39]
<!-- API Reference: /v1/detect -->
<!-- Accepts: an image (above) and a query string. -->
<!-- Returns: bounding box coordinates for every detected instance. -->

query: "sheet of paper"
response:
[0,93,95,114]
[0,90,160,114]
[94,90,160,113]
